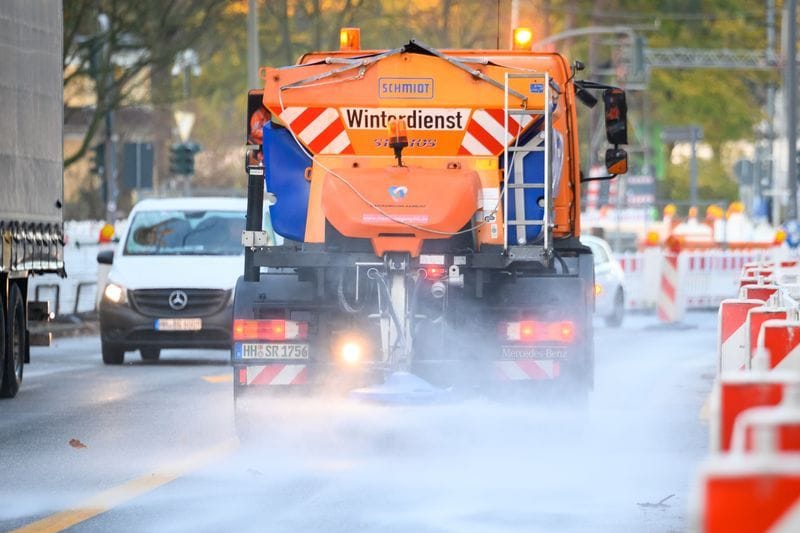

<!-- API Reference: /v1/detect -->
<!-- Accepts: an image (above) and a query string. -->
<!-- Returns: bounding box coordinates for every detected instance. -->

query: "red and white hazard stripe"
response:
[698,456,800,533]
[494,359,560,380]
[718,299,764,374]
[742,284,779,303]
[278,107,354,154]
[657,252,682,323]
[748,307,789,368]
[239,364,308,386]
[759,320,800,372]
[459,109,533,156]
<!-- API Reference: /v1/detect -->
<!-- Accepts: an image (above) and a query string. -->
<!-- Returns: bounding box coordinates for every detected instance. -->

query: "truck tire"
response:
[140,348,161,362]
[102,342,125,365]
[1,283,25,398]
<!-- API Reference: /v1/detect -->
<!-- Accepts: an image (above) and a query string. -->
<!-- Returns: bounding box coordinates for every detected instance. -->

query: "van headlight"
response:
[103,282,127,304]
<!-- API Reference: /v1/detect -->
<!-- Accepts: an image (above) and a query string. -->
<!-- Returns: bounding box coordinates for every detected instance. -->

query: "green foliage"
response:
[66,0,777,198]
[657,154,740,206]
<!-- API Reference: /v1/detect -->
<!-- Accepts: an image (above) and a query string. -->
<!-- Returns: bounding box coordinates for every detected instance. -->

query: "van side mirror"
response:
[97,249,114,265]
[605,148,628,175]
[603,88,628,145]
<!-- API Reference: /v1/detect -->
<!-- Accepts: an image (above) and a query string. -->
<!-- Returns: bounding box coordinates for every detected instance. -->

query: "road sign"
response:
[661,125,704,143]
[122,143,154,189]
[174,111,195,142]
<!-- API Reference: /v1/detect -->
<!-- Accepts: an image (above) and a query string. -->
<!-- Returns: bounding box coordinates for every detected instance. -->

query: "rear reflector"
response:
[233,319,308,341]
[501,320,576,343]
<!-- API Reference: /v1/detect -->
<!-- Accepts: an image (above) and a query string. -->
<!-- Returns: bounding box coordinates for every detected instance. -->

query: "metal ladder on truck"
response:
[502,72,553,259]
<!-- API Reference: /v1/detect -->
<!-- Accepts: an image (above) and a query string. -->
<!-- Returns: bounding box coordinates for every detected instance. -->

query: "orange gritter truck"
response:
[232,30,629,413]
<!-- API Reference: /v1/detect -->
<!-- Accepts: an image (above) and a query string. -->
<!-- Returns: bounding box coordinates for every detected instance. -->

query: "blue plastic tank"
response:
[262,122,311,242]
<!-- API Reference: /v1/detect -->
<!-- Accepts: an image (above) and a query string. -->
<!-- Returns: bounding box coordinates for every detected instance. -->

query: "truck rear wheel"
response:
[1,283,25,398]
[102,343,125,365]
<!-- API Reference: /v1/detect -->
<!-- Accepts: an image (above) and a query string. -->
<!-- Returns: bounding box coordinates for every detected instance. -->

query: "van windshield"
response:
[124,210,245,256]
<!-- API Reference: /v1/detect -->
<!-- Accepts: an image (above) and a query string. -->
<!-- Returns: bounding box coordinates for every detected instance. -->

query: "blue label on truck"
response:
[529,83,544,93]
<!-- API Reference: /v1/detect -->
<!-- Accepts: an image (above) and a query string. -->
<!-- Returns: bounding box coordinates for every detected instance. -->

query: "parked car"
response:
[581,234,625,327]
[97,197,263,364]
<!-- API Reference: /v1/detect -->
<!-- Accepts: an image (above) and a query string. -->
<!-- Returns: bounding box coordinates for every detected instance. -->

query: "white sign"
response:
[174,111,195,142]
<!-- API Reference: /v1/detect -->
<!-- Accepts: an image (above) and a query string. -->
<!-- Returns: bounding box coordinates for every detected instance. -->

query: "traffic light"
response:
[89,142,105,175]
[169,142,201,175]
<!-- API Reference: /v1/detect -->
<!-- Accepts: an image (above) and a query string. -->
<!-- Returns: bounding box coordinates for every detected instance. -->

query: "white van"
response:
[97,197,264,364]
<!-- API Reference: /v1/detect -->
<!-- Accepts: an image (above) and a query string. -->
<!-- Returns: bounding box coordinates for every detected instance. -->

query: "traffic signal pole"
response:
[98,14,118,222]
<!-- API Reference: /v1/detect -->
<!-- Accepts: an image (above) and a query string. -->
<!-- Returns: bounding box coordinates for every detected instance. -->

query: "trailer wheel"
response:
[140,348,161,362]
[1,283,25,398]
[102,342,125,365]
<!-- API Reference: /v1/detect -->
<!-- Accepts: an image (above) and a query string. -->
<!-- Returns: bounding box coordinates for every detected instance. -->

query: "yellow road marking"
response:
[202,374,232,383]
[10,438,238,533]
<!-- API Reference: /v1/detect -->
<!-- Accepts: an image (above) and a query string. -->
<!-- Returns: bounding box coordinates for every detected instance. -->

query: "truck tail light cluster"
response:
[233,319,308,341]
[500,320,575,343]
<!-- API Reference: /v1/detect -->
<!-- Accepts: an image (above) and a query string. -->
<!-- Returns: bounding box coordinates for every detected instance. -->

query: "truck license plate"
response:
[155,318,202,331]
[240,343,309,360]
[501,346,567,360]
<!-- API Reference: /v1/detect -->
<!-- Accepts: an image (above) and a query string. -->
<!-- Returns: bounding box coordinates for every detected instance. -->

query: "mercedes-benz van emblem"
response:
[168,290,188,310]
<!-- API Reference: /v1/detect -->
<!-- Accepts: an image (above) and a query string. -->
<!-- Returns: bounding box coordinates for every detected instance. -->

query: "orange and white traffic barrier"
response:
[742,284,779,302]
[758,320,800,372]
[730,385,800,452]
[657,250,684,323]
[747,307,789,368]
[696,448,800,532]
[709,366,799,452]
[718,299,765,373]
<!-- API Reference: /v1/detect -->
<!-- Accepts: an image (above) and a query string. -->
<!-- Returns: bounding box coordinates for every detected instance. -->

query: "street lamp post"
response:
[98,14,118,222]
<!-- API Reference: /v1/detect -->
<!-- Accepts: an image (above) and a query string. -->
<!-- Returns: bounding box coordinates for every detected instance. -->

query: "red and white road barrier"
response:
[746,307,789,369]
[696,454,800,532]
[758,320,800,372]
[718,299,764,373]
[741,284,779,302]
[657,251,684,323]
[617,247,785,311]
[237,364,308,386]
[709,367,799,452]
[730,385,800,452]
[698,256,800,531]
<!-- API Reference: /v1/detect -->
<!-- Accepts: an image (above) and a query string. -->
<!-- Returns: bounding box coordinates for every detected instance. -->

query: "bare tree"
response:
[63,0,226,168]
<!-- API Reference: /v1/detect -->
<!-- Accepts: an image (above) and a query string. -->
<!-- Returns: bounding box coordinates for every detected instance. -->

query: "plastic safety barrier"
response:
[696,257,800,532]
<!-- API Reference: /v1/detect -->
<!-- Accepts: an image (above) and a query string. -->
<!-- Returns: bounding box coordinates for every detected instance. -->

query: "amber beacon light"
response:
[339,27,361,51]
[512,27,533,50]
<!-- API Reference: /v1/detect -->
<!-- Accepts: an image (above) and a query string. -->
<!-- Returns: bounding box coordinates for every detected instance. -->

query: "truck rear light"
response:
[501,320,576,343]
[233,319,308,341]
[424,265,446,279]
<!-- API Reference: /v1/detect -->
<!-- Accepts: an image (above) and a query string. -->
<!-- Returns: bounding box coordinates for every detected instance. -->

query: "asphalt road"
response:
[0,312,716,533]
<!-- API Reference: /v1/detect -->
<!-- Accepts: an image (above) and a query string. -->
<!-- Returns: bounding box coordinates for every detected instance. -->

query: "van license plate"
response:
[155,318,202,331]
[240,343,309,360]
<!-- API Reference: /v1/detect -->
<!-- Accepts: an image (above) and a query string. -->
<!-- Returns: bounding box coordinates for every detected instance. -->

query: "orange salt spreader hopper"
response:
[320,117,481,256]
